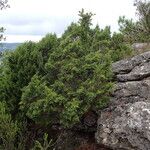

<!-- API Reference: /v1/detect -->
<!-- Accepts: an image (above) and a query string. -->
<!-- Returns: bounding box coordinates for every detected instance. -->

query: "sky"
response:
[0,0,136,43]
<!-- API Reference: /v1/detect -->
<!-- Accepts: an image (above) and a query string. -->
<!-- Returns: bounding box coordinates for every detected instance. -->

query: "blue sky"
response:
[0,0,136,43]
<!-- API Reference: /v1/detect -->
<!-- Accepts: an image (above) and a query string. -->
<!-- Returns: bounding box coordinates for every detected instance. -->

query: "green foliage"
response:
[32,133,53,150]
[0,8,134,149]
[118,16,149,43]
[134,0,150,34]
[20,10,114,127]
[118,0,150,43]
[0,35,59,113]
[0,102,18,150]
[110,32,133,61]
[36,34,59,73]
[20,75,65,125]
[0,42,41,112]
[91,25,111,52]
[0,9,132,128]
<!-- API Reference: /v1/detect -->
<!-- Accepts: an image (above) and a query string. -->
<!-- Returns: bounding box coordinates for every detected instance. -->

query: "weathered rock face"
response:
[132,43,150,54]
[96,101,150,150]
[96,51,150,150]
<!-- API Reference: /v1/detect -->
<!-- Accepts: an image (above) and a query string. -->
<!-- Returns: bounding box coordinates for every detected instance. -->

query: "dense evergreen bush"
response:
[0,102,18,149]
[20,10,114,127]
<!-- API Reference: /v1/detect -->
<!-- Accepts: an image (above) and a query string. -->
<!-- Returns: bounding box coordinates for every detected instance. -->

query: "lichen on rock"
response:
[96,50,150,150]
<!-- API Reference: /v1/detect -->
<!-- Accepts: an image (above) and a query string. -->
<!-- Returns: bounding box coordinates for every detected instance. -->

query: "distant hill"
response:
[0,43,22,52]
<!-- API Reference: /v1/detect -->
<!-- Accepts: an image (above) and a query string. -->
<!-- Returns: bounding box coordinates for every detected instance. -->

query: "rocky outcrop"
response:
[132,43,150,54]
[96,51,150,150]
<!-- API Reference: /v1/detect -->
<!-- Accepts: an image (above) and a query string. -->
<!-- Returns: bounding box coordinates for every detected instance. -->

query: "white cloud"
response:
[4,34,43,43]
[0,0,136,42]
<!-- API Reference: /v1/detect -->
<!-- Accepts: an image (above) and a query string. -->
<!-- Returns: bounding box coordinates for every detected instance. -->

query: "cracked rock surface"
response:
[96,51,150,150]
